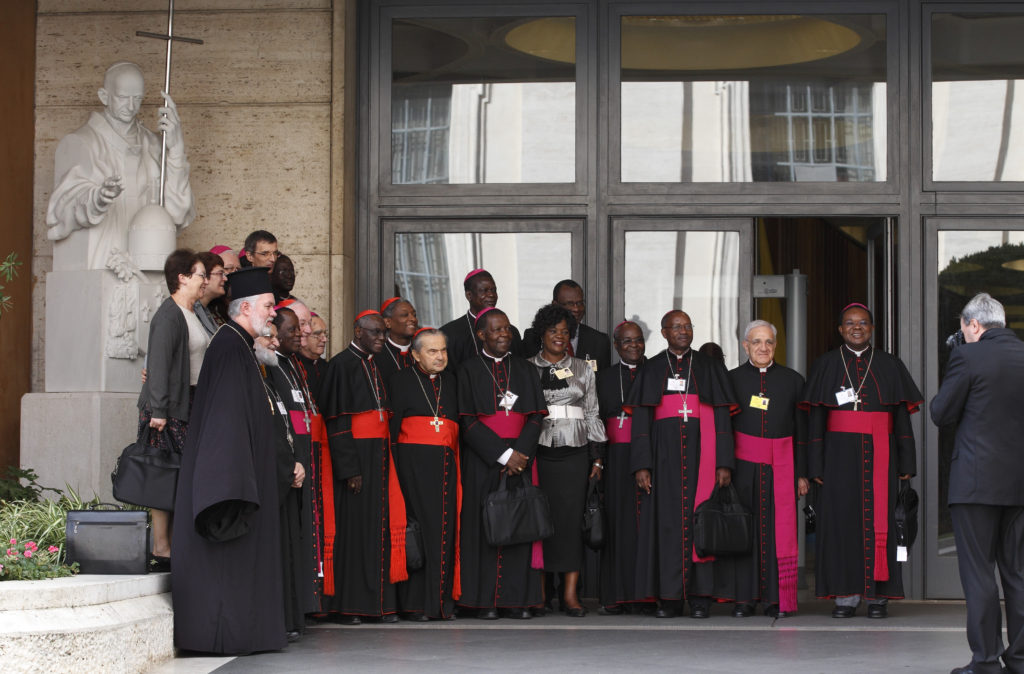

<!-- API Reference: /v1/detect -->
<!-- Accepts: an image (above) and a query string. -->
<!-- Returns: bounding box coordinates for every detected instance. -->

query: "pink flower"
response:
[6,548,17,557]
[25,541,37,550]
[23,550,32,558]
[48,546,59,553]
[8,538,15,545]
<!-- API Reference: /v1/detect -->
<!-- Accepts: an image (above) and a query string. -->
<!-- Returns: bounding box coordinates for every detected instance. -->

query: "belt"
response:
[546,404,584,420]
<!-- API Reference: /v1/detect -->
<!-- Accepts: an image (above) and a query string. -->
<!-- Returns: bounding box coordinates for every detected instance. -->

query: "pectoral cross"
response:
[617,412,627,429]
[303,411,310,433]
[430,416,444,433]
[853,397,861,412]
[679,400,694,423]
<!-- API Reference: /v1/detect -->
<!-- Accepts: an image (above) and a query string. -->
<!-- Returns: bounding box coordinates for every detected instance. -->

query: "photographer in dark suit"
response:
[930,292,1024,674]
[523,280,611,371]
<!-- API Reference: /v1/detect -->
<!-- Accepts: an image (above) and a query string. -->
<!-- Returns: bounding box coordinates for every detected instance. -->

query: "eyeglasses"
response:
[188,271,208,280]
[312,330,329,339]
[223,265,240,274]
[254,250,281,260]
[209,270,227,279]
[362,328,386,337]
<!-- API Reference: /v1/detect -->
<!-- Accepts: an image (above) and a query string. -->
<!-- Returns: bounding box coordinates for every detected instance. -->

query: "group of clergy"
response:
[172,251,923,656]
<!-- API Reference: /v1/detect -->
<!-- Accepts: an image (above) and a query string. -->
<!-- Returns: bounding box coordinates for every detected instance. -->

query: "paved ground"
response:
[151,599,985,673]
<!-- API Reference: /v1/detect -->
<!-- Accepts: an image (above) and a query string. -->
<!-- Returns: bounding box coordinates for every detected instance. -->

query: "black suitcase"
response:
[65,504,150,574]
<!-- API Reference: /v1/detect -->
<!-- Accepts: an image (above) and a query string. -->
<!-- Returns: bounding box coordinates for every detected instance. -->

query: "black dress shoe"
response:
[285,630,301,643]
[335,614,361,625]
[149,555,171,573]
[654,605,679,619]
[477,608,499,620]
[732,603,754,618]
[764,605,788,619]
[690,604,710,619]
[405,612,429,622]
[867,604,887,619]
[597,605,623,616]
[831,605,856,619]
[531,604,550,617]
[564,606,587,618]
[381,613,399,623]
[502,608,532,620]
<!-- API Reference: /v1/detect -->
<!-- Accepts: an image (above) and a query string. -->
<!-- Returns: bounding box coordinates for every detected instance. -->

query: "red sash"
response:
[398,415,462,599]
[654,393,718,563]
[311,414,336,595]
[350,409,408,584]
[827,409,893,582]
[605,415,632,445]
[734,431,798,613]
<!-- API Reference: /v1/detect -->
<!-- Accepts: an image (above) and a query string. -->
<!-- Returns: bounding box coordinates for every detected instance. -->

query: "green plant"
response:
[0,466,60,503]
[0,251,22,318]
[1,539,78,580]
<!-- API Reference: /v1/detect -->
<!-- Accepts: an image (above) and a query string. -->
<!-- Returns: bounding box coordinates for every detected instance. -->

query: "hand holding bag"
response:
[482,471,554,547]
[693,483,752,557]
[111,424,181,511]
[581,476,605,550]
[894,480,919,549]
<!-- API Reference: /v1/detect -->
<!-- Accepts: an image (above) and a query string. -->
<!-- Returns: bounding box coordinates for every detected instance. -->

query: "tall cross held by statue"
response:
[136,0,203,207]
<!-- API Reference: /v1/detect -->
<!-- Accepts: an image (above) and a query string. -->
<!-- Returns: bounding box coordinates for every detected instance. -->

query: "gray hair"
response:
[961,292,1006,329]
[743,319,778,341]
[411,328,446,353]
[227,294,262,319]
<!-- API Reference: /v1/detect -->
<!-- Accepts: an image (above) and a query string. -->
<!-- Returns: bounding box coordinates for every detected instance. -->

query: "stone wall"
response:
[32,0,353,393]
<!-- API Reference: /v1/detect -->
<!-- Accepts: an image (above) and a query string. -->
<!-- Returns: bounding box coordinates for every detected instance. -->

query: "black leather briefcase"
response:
[65,504,150,574]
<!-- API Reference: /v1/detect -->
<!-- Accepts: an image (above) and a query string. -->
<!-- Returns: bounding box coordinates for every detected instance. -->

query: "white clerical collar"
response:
[749,360,774,373]
[349,341,373,360]
[668,348,690,359]
[482,348,509,362]
[388,337,410,353]
[845,344,869,358]
[623,362,638,369]
[467,309,478,320]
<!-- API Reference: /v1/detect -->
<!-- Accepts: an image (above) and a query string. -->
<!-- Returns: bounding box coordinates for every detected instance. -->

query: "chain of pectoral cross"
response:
[667,350,695,422]
[840,346,875,411]
[414,369,445,433]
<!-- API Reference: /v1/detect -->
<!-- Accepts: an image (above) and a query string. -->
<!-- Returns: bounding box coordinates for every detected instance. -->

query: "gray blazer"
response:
[138,297,192,421]
[930,327,1024,506]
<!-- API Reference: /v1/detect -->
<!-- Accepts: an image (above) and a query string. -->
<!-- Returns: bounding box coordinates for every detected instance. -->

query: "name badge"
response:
[667,377,687,391]
[553,367,574,380]
[292,389,304,404]
[276,401,288,416]
[499,391,519,410]
[835,387,857,406]
[586,359,598,372]
[896,546,908,562]
[749,394,769,410]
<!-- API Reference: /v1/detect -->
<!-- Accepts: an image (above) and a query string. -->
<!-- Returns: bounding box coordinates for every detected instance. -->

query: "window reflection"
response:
[931,14,1024,181]
[624,231,741,366]
[935,230,1024,554]
[391,18,576,185]
[620,14,887,183]
[394,232,572,330]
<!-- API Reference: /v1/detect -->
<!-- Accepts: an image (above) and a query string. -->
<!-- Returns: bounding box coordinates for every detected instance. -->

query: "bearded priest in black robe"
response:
[625,310,738,619]
[722,320,807,619]
[801,303,922,620]
[389,328,460,620]
[172,268,287,655]
[320,310,409,624]
[595,320,650,613]
[456,308,546,619]
[440,269,524,367]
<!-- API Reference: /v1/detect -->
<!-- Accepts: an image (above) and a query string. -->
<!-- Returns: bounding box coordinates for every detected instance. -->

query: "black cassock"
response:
[719,361,806,611]
[595,360,647,607]
[320,345,399,617]
[293,353,327,410]
[388,366,460,619]
[172,320,285,655]
[377,340,413,386]
[626,349,738,603]
[440,311,525,368]
[269,355,320,615]
[801,345,922,601]
[456,352,546,609]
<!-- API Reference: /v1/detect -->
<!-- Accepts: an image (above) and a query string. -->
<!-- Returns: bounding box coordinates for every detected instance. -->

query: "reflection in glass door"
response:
[926,219,1024,597]
[614,219,753,368]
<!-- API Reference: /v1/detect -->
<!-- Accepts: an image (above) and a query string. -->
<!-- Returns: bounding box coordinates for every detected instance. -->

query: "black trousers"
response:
[950,504,1024,674]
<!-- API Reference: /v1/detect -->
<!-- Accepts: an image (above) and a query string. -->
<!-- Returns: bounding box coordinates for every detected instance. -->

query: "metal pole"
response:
[158,0,174,207]
[785,269,808,377]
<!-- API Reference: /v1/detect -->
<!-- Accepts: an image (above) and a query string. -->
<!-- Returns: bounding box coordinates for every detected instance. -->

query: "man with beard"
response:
[378,297,419,383]
[626,310,738,619]
[388,328,461,620]
[456,308,546,619]
[524,280,611,371]
[722,320,808,619]
[441,269,524,367]
[801,303,922,619]
[320,310,408,624]
[595,320,650,614]
[172,267,288,654]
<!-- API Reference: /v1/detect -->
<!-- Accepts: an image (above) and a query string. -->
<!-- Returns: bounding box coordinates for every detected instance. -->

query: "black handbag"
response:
[66,504,150,574]
[581,476,605,550]
[894,481,919,549]
[405,519,424,572]
[693,483,752,557]
[111,425,181,511]
[482,471,554,547]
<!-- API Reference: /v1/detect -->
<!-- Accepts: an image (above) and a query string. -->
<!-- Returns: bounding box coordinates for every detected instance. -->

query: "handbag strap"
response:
[89,502,127,511]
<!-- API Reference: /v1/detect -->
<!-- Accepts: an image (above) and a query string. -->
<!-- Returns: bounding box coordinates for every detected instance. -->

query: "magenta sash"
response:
[653,393,718,563]
[604,415,632,445]
[288,410,310,435]
[827,410,894,582]
[479,412,544,569]
[734,431,798,613]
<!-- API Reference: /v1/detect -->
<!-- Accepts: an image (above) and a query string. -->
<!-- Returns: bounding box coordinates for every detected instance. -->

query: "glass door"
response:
[612,218,753,367]
[924,217,1024,597]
